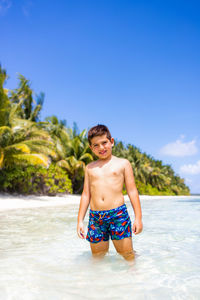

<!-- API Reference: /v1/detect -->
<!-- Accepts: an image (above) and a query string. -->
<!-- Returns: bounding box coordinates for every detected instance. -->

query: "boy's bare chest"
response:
[89,163,124,183]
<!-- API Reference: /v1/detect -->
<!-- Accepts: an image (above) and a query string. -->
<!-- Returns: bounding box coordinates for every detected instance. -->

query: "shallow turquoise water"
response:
[0,196,200,300]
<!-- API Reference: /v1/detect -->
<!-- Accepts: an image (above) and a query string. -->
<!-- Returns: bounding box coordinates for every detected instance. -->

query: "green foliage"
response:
[0,164,72,195]
[0,120,56,169]
[134,180,175,195]
[122,179,190,196]
[122,184,127,195]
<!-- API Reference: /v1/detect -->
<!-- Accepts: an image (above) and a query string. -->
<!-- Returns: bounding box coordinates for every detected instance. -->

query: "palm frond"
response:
[0,126,12,147]
[13,143,30,153]
[0,148,4,168]
[56,160,71,170]
[11,153,50,168]
[79,153,93,161]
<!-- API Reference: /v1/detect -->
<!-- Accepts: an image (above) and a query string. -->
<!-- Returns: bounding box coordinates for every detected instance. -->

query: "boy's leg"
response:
[109,204,135,261]
[112,237,135,261]
[90,240,109,258]
[86,210,110,258]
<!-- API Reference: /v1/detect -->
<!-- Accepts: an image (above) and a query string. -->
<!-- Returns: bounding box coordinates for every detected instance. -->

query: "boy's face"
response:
[89,134,114,159]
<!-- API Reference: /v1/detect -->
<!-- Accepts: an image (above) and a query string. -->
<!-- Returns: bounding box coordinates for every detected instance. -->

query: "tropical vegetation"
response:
[0,64,190,195]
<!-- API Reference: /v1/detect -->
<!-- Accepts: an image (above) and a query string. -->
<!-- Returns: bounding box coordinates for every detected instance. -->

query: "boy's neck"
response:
[98,153,113,163]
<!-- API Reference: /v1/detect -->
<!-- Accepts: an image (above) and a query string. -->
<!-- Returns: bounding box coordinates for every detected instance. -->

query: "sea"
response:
[0,195,199,300]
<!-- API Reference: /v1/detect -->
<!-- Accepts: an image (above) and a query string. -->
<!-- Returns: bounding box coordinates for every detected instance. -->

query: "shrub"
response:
[123,180,177,196]
[0,164,73,195]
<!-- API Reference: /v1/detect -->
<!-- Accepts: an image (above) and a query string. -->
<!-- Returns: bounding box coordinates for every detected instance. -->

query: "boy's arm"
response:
[77,165,91,239]
[124,159,143,234]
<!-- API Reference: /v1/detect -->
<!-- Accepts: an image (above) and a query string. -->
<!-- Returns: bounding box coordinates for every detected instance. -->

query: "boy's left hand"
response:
[132,219,143,235]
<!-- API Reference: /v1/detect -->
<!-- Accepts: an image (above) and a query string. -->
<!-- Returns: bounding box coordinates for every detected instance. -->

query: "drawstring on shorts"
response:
[98,212,106,220]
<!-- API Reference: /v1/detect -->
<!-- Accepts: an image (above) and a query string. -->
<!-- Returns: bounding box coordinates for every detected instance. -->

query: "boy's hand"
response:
[132,219,143,235]
[77,221,85,239]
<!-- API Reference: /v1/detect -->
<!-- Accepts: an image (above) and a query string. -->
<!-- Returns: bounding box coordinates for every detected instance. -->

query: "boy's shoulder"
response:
[113,156,130,168]
[113,156,128,162]
[112,155,128,164]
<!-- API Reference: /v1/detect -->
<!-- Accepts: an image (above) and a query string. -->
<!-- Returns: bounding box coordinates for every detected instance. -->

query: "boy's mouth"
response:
[99,150,107,155]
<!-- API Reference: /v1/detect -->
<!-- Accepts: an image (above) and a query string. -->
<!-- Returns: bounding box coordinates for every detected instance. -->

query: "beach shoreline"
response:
[0,193,199,211]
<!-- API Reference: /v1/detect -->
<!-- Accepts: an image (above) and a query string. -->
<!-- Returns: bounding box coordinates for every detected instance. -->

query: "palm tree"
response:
[0,119,57,169]
[0,64,11,127]
[9,74,44,122]
[40,119,93,193]
[39,115,71,161]
[0,67,57,169]
[58,124,93,193]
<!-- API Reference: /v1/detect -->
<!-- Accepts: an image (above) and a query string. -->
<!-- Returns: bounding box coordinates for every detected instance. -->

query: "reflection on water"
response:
[0,197,200,299]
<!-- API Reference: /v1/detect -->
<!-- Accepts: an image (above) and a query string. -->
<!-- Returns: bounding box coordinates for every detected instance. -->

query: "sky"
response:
[1,0,200,193]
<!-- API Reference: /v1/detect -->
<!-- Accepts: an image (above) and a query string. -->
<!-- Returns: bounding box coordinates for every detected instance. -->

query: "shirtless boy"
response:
[77,124,143,261]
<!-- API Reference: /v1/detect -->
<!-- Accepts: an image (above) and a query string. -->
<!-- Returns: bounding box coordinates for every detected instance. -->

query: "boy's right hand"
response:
[77,221,85,239]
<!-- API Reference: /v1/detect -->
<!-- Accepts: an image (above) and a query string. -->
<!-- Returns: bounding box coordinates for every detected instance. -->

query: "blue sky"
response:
[1,0,200,193]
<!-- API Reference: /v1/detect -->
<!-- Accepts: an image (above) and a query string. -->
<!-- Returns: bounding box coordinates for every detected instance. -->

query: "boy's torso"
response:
[87,155,126,211]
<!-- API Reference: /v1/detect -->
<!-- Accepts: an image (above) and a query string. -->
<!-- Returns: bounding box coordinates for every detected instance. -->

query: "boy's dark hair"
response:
[87,124,112,145]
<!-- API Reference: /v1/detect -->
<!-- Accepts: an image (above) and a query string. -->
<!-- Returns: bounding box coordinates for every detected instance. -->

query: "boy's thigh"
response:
[90,240,109,255]
[112,237,133,254]
[109,205,132,242]
[86,217,109,243]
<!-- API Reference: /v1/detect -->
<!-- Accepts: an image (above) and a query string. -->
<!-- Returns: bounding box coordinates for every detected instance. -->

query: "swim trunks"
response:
[86,203,132,243]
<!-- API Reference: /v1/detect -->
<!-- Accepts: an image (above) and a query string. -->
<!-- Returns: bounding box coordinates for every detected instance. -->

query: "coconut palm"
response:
[0,119,57,169]
[38,115,71,161]
[58,126,93,193]
[9,74,44,122]
[40,119,93,192]
[0,65,11,127]
[0,67,58,169]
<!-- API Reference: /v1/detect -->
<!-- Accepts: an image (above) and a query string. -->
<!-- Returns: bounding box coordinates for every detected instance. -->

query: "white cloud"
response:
[0,0,12,15]
[160,135,198,157]
[180,160,200,175]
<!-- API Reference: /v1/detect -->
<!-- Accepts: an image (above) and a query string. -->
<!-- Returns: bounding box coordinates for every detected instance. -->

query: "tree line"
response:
[0,64,190,196]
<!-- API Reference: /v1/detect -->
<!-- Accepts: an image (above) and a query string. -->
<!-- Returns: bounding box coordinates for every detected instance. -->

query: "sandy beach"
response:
[0,193,198,211]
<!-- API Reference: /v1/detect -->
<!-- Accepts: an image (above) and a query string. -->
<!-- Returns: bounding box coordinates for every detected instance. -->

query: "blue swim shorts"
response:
[86,203,132,243]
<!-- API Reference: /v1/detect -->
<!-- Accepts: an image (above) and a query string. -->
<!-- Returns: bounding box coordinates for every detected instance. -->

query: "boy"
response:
[77,124,143,261]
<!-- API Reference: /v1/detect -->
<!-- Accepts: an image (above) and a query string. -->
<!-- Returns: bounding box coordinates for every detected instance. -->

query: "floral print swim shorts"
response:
[86,203,132,243]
